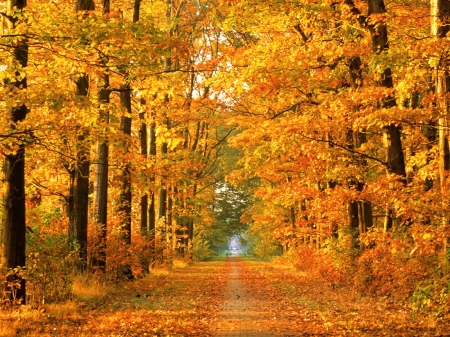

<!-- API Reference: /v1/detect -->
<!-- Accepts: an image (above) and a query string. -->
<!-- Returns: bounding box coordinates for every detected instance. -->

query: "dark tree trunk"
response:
[188,184,197,248]
[347,56,373,248]
[149,120,157,248]
[159,141,168,229]
[367,0,406,179]
[92,0,111,271]
[68,147,90,271]
[119,84,133,279]
[93,73,110,270]
[68,0,95,273]
[133,0,141,23]
[168,187,174,248]
[139,97,148,235]
[2,0,28,304]
[368,0,406,231]
[76,0,94,11]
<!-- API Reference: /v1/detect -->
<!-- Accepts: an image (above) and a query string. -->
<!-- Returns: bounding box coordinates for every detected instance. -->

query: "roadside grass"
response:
[71,273,109,306]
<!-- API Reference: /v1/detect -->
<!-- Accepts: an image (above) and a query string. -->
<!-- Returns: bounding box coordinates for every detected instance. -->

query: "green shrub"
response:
[192,237,212,261]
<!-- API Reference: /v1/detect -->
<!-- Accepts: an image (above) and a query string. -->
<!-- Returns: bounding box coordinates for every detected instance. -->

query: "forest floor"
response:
[1,256,449,336]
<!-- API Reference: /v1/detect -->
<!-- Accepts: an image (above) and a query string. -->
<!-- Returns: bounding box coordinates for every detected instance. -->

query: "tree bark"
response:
[131,0,148,237]
[431,0,450,249]
[367,0,406,178]
[92,0,111,271]
[367,0,406,231]
[93,67,110,270]
[118,84,133,279]
[149,118,157,248]
[76,0,94,11]
[67,0,95,273]
[139,112,149,235]
[330,55,372,248]
[1,0,29,304]
[159,140,168,230]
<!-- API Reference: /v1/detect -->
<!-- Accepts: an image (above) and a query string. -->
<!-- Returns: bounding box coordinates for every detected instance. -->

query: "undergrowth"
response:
[282,226,450,318]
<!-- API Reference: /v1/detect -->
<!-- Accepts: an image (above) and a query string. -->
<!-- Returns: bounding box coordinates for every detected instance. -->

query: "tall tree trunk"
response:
[348,56,373,249]
[367,0,406,231]
[184,184,196,256]
[2,1,28,304]
[118,84,133,279]
[139,101,148,235]
[431,0,450,249]
[159,133,169,236]
[68,140,90,271]
[132,0,148,236]
[168,185,175,248]
[92,0,111,271]
[68,0,95,273]
[149,118,157,248]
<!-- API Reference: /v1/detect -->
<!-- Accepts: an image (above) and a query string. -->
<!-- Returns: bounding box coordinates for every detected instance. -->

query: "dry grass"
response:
[71,274,108,303]
[172,258,190,269]
[0,304,47,336]
[148,259,170,276]
[149,266,170,276]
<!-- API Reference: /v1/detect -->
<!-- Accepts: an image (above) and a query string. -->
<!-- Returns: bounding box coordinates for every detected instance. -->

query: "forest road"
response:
[214,257,296,337]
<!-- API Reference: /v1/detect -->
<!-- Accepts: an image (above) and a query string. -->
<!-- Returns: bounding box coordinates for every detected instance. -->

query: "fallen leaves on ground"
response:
[242,259,450,336]
[0,261,228,337]
[2,257,449,336]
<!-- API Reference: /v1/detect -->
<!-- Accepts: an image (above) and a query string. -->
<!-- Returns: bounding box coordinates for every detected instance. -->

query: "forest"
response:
[1,0,450,334]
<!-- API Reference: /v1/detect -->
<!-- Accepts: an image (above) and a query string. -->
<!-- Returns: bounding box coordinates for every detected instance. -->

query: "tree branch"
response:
[299,133,388,167]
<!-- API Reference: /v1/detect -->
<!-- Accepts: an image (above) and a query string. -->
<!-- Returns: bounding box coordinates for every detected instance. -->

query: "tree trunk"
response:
[92,0,111,271]
[68,148,90,271]
[349,56,373,246]
[93,72,110,271]
[68,0,95,273]
[139,102,148,235]
[189,184,197,244]
[431,0,450,250]
[367,0,406,178]
[149,119,157,249]
[1,0,28,305]
[368,0,406,231]
[118,85,133,279]
[76,0,94,11]
[431,0,450,190]
[159,141,168,230]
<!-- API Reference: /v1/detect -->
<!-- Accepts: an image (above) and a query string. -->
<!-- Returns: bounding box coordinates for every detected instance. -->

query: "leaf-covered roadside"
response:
[242,259,450,337]
[0,261,227,337]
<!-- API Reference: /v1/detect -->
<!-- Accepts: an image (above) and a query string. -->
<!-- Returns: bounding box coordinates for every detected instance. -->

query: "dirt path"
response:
[215,257,298,336]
